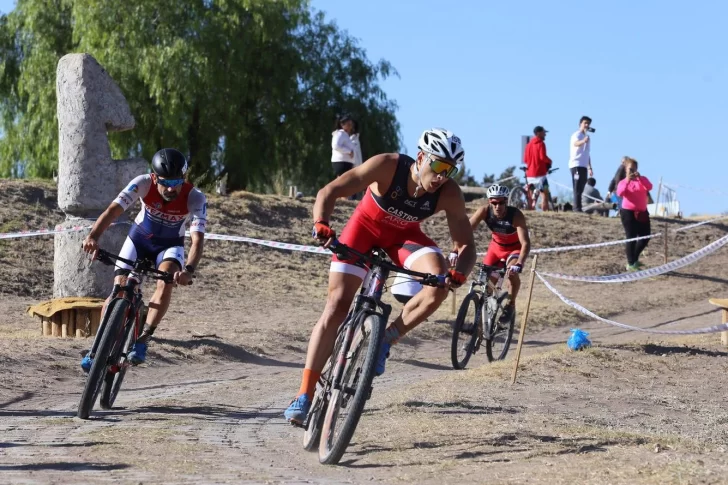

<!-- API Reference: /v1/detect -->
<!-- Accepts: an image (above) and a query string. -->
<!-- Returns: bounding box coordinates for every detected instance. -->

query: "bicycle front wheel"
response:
[77,299,129,419]
[99,309,137,410]
[451,292,481,370]
[485,295,516,362]
[318,311,384,465]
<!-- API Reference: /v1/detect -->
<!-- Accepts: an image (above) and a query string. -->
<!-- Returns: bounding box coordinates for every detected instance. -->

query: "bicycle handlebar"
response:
[95,249,176,284]
[475,262,508,276]
[328,240,447,288]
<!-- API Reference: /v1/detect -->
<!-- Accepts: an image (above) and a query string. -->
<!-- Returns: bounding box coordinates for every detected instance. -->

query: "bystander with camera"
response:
[568,116,594,212]
[616,158,653,271]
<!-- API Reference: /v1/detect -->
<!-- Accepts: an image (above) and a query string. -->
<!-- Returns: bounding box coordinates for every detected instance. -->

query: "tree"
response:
[482,165,519,191]
[0,0,401,193]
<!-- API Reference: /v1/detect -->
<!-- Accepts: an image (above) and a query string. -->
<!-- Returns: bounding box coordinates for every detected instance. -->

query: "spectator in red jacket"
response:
[523,126,553,210]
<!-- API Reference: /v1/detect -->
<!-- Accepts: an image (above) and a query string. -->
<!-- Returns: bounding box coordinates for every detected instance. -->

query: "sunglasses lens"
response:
[429,159,458,178]
[159,178,184,188]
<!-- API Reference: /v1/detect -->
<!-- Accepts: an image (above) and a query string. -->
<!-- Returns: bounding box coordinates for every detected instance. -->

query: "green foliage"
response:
[482,165,519,190]
[0,0,401,193]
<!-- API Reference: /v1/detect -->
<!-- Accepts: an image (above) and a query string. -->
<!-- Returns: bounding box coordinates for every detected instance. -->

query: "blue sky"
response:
[310,0,727,215]
[2,0,726,215]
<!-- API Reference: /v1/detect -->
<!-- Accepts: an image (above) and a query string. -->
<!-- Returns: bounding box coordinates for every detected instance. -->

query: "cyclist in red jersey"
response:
[284,128,476,424]
[467,184,531,323]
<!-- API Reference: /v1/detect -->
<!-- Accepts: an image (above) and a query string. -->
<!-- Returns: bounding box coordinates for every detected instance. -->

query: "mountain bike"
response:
[509,166,560,211]
[77,249,175,419]
[299,240,446,465]
[451,262,516,369]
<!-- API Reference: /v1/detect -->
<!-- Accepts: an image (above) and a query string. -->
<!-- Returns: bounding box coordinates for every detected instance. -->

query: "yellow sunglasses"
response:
[427,155,459,178]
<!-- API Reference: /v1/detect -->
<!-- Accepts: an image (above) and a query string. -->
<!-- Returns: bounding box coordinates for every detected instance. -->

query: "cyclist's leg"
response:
[385,233,449,339]
[127,247,182,365]
[286,216,374,422]
[499,252,521,323]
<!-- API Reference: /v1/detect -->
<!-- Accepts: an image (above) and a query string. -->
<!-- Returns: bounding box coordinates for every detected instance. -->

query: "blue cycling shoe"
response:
[80,354,93,373]
[375,340,391,377]
[127,342,147,365]
[284,394,311,424]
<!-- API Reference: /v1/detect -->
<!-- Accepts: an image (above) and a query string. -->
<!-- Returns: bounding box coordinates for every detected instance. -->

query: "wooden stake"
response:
[450,289,457,316]
[511,255,539,385]
[90,309,101,337]
[722,309,728,347]
[663,219,668,264]
[42,318,51,336]
[51,313,62,337]
[61,310,69,338]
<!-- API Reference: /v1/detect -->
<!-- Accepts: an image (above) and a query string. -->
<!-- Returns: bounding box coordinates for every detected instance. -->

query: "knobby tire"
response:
[451,292,482,370]
[77,299,129,419]
[318,311,384,465]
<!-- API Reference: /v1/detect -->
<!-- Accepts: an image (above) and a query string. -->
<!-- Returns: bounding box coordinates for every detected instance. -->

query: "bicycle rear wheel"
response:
[485,294,516,362]
[451,292,481,369]
[508,186,528,210]
[318,311,384,465]
[77,299,129,419]
[99,308,138,410]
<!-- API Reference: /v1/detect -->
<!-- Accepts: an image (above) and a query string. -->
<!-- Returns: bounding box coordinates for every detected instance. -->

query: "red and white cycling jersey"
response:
[114,174,207,241]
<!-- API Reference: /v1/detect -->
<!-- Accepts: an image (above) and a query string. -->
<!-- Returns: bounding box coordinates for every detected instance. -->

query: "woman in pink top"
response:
[616,158,653,271]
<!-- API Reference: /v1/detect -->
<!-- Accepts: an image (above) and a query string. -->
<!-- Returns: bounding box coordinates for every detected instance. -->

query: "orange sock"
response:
[297,368,321,398]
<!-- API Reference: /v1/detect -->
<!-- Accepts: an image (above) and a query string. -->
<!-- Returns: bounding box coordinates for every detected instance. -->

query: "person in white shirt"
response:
[331,114,357,178]
[568,116,594,212]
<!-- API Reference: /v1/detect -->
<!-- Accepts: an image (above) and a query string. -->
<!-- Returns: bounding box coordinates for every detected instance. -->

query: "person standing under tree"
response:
[568,116,594,212]
[330,114,357,179]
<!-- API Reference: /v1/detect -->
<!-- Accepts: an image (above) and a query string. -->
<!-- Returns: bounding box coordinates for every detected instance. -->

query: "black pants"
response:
[570,167,588,212]
[620,209,651,265]
[332,162,354,178]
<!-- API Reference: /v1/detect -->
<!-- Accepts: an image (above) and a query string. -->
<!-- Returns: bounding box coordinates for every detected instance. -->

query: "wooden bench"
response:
[708,298,728,346]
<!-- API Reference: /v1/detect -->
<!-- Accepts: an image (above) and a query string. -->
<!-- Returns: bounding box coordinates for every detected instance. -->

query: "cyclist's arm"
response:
[186,231,204,271]
[88,203,125,241]
[513,210,531,266]
[468,204,489,232]
[186,189,207,271]
[313,153,397,223]
[89,175,150,240]
[442,183,476,276]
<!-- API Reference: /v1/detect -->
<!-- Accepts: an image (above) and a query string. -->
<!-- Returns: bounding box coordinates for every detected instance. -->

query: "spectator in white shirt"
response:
[331,114,357,178]
[568,116,594,212]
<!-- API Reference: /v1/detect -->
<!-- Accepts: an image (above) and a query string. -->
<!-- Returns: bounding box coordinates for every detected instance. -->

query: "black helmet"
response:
[151,148,188,178]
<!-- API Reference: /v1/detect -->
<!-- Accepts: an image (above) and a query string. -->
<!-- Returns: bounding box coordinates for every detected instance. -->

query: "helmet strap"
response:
[412,156,423,197]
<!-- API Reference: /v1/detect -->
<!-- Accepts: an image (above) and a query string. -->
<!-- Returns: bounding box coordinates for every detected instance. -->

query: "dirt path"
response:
[2,298,726,484]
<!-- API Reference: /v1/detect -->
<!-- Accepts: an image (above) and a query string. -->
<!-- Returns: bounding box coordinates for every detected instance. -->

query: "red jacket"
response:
[524,137,552,177]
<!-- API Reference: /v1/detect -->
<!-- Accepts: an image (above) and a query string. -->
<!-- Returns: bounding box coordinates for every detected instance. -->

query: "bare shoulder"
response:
[513,208,528,226]
[436,180,466,214]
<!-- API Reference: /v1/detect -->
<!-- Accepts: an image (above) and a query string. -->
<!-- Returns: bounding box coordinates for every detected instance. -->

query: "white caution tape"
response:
[673,215,728,233]
[0,224,92,240]
[194,232,329,255]
[539,232,728,283]
[536,272,728,335]
[529,233,661,254]
[663,182,728,197]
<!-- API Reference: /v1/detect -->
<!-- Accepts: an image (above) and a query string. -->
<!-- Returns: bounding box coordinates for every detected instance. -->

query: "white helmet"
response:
[417,128,464,164]
[486,184,510,199]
